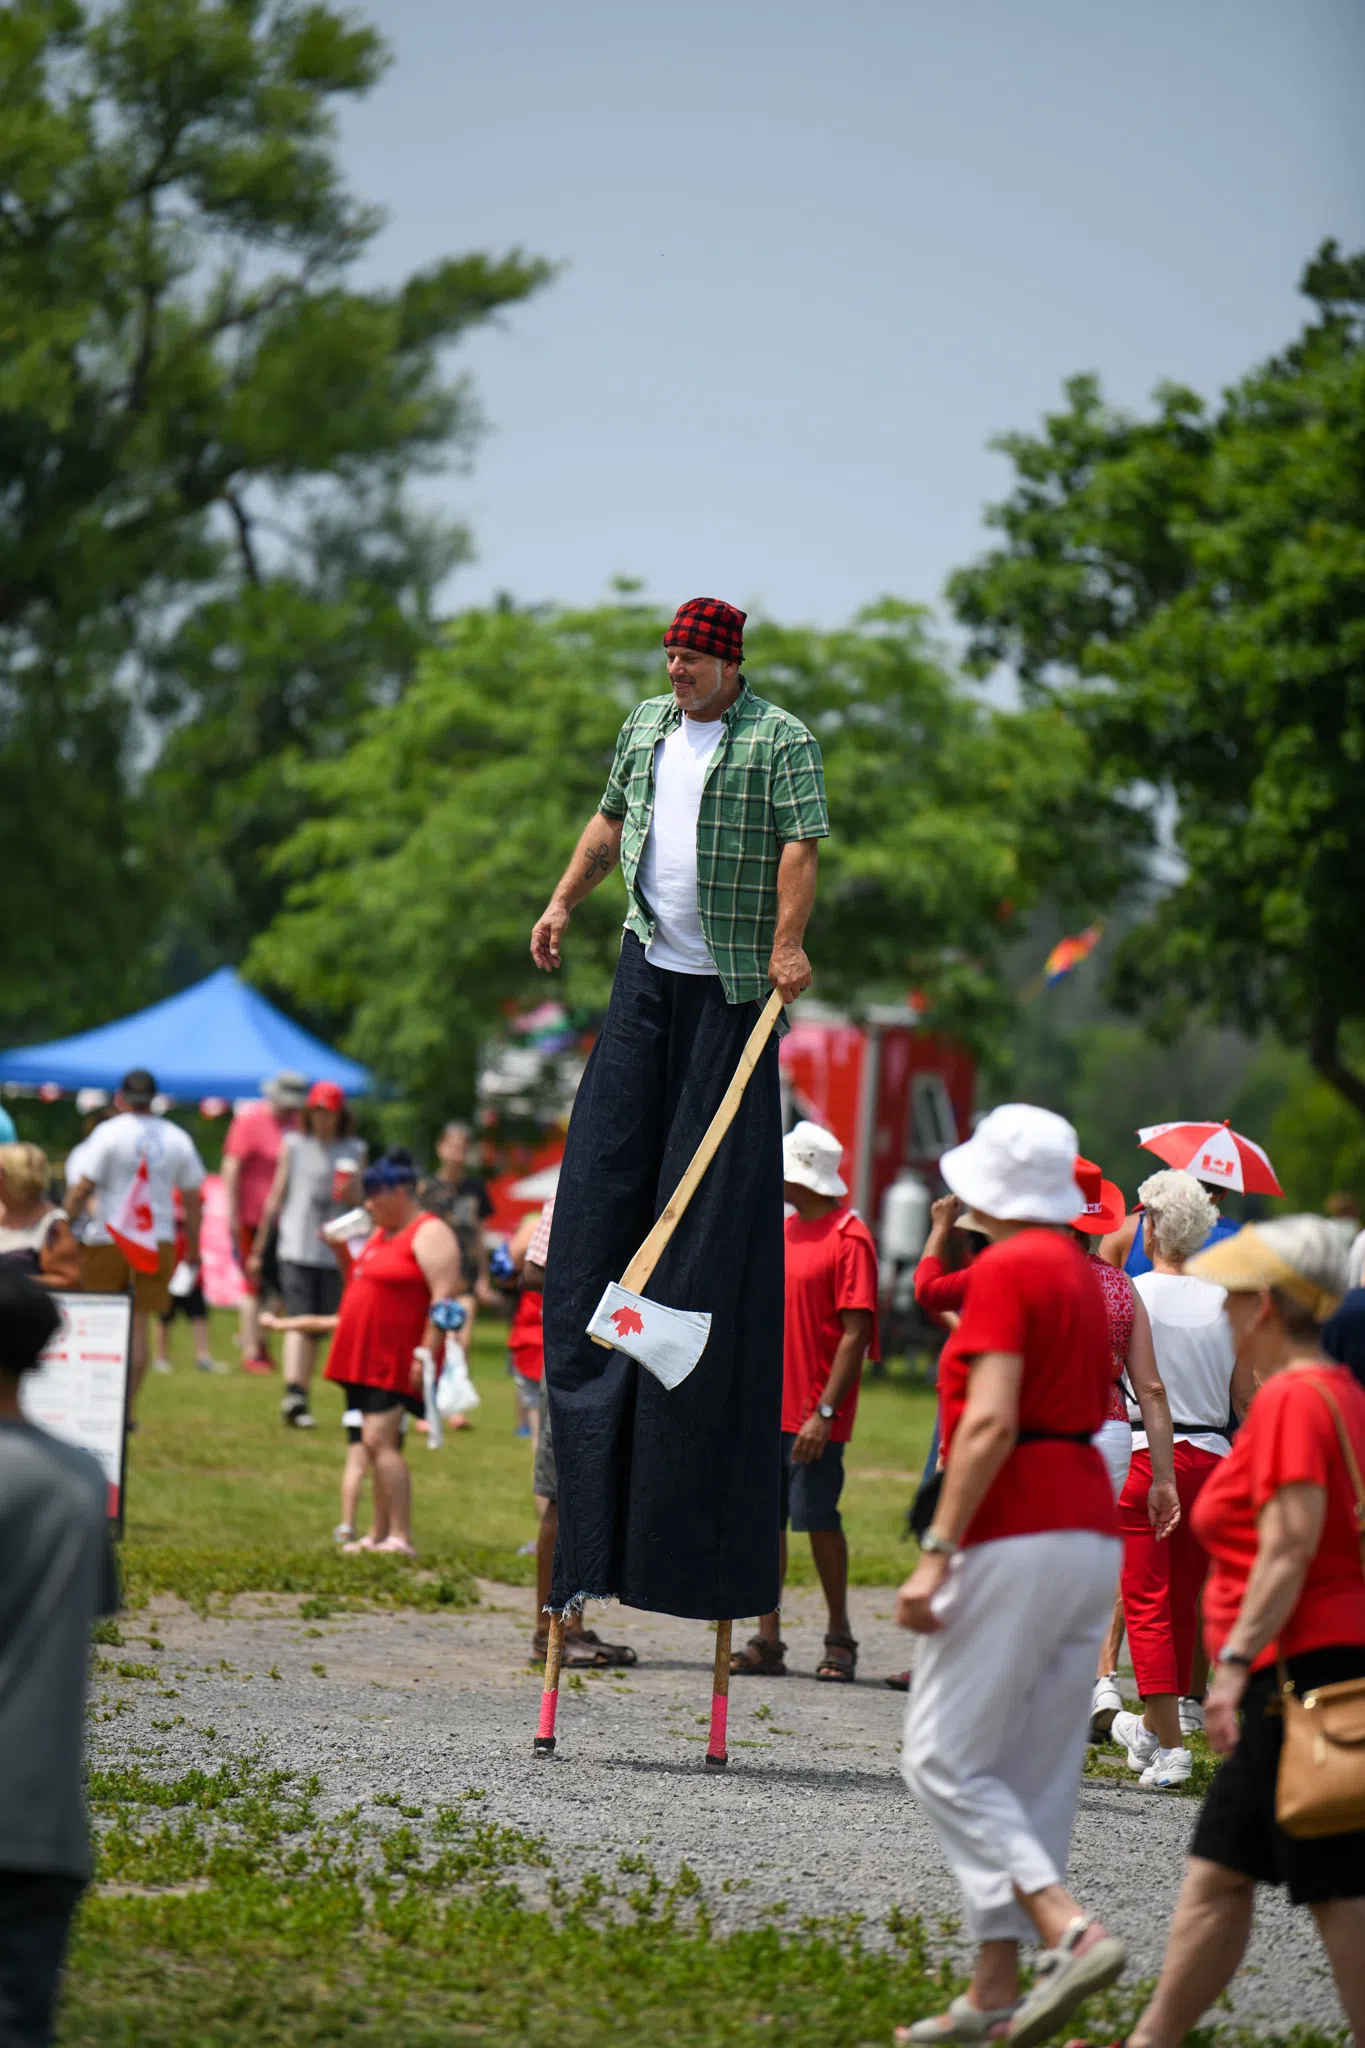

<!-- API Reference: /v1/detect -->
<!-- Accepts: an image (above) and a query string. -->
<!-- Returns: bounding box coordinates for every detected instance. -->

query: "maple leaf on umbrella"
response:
[610,1305,645,1337]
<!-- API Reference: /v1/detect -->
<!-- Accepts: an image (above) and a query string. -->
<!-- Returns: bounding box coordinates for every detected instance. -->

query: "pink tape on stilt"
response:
[537,1688,559,1740]
[706,1692,728,1759]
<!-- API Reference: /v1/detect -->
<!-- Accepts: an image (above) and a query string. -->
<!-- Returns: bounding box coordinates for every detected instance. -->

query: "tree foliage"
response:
[249,600,1146,1128]
[950,242,1365,1117]
[0,0,549,1038]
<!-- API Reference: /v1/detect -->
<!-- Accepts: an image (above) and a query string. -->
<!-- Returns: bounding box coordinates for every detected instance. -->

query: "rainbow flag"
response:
[1022,922,1104,1001]
[1042,922,1104,985]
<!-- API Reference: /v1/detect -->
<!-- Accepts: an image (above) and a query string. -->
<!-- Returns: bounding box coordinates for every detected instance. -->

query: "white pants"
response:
[902,1529,1120,1944]
[1092,1418,1133,1500]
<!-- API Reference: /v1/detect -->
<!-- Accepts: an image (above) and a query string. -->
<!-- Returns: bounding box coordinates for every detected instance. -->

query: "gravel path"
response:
[91,1582,1342,2035]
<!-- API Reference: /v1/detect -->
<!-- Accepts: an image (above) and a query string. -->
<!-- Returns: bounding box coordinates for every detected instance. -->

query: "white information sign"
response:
[20,1291,132,1524]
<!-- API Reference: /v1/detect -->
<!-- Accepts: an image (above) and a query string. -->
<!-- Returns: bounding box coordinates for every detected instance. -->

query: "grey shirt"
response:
[0,1419,118,1879]
[277,1133,367,1268]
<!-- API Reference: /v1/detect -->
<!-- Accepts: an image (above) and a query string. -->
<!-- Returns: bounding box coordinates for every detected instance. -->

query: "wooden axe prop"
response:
[585,987,785,1388]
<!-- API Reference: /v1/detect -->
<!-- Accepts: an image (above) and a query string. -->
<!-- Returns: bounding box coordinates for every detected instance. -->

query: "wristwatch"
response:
[920,1529,958,1558]
[1216,1647,1252,1669]
[817,1403,836,1421]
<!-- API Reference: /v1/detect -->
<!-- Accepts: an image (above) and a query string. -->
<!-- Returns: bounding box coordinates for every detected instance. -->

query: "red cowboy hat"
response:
[1068,1157,1126,1236]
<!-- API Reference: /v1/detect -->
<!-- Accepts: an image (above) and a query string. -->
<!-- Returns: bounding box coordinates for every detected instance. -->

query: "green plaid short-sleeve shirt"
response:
[599,682,829,1005]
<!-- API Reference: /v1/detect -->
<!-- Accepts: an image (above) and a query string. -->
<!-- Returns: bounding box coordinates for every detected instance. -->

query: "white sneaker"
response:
[1179,1695,1205,1736]
[1111,1708,1159,1773]
[1140,1744,1193,1789]
[1089,1672,1123,1740]
[151,1357,172,1375]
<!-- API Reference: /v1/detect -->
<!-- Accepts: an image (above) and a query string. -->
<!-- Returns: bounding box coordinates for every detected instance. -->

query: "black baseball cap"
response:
[120,1068,156,1105]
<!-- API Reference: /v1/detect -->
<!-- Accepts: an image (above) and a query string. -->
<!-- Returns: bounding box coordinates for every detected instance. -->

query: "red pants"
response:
[1119,1442,1220,1698]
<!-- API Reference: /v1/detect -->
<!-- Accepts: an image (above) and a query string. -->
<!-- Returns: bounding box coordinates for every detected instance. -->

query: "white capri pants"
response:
[1092,1418,1133,1500]
[902,1529,1120,1944]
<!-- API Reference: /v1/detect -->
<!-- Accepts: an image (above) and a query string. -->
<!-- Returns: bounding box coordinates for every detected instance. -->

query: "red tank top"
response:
[324,1213,433,1393]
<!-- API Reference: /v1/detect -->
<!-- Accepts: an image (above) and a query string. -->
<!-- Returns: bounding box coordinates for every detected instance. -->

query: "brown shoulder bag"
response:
[1275,1376,1365,1840]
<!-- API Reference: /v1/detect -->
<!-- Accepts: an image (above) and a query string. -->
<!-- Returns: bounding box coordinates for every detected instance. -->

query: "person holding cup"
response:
[251,1082,365,1429]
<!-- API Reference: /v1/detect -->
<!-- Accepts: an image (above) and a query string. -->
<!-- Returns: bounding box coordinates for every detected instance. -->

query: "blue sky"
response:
[340,0,1365,630]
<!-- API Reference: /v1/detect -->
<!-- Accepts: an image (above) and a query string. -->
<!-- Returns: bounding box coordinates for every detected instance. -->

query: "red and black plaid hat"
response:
[663,597,746,665]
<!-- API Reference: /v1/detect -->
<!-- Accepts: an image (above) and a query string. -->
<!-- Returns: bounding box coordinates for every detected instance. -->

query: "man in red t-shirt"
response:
[221,1072,306,1373]
[731,1121,878,1682]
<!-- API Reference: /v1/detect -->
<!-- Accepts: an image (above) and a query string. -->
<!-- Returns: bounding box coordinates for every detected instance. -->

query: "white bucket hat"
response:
[782,1119,848,1199]
[939,1103,1084,1224]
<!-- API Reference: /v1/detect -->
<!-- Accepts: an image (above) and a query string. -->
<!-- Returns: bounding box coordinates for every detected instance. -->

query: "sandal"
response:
[564,1628,637,1668]
[730,1635,787,1676]
[816,1631,858,1682]
[895,1994,1017,2043]
[1005,1917,1126,2048]
[528,1627,638,1668]
[884,1669,912,1692]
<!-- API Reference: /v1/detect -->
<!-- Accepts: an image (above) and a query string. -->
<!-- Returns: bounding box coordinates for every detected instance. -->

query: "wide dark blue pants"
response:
[543,935,784,1620]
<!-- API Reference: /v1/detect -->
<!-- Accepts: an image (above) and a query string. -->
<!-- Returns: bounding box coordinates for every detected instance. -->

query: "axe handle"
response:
[591,988,785,1348]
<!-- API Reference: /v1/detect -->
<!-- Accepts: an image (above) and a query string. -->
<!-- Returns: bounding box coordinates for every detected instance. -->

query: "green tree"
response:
[949,242,1365,1120]
[0,0,549,1039]
[249,600,1145,1129]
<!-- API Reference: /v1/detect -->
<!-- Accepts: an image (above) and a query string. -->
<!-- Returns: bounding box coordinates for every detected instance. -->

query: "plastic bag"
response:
[435,1334,481,1419]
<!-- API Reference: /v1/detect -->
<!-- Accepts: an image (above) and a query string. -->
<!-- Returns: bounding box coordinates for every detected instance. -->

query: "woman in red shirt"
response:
[895,1105,1130,2048]
[323,1150,463,1558]
[1119,1217,1365,2048]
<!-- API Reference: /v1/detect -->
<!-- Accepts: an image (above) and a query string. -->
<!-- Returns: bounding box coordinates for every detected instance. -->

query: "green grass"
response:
[63,1755,1347,2047]
[126,1310,938,1605]
[63,1752,964,2046]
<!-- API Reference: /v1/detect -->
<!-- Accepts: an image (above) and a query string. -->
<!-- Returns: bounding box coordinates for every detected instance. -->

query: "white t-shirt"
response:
[75,1111,206,1245]
[1132,1271,1236,1459]
[636,715,725,975]
[63,1135,100,1244]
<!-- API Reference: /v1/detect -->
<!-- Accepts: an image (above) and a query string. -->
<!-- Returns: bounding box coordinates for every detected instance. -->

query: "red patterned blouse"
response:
[1088,1250,1136,1424]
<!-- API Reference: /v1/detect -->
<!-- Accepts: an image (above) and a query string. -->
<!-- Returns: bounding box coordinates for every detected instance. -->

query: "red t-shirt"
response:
[1193,1364,1365,1673]
[508,1288,545,1383]
[782,1209,880,1442]
[939,1228,1117,1547]
[222,1104,291,1229]
[324,1214,433,1394]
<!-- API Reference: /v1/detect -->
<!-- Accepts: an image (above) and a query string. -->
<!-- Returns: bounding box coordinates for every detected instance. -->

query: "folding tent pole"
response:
[704,1620,732,1769]
[534,1613,565,1756]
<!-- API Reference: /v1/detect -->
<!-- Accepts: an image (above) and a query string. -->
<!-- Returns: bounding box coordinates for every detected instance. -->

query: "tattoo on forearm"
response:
[584,842,614,879]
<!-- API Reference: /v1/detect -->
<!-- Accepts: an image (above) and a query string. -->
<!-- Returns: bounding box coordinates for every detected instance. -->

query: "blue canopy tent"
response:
[0,968,372,1101]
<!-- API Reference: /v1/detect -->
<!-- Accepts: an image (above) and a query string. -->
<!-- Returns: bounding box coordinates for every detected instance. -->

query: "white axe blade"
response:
[586,1282,711,1390]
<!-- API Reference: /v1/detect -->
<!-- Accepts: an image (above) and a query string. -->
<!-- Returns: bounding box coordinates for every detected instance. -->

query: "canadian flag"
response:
[109,1157,161,1274]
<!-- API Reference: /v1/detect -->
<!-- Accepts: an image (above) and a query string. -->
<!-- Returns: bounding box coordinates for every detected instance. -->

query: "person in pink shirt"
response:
[221,1072,306,1374]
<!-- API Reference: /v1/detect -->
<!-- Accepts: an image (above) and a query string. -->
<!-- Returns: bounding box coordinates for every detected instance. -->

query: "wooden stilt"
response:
[704,1619,732,1769]
[534,1612,566,1756]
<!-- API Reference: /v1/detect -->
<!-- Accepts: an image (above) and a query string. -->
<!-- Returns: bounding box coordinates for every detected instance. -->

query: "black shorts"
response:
[340,1382,423,1421]
[778,1432,846,1533]
[280,1261,342,1319]
[160,1283,207,1324]
[1191,1644,1365,1905]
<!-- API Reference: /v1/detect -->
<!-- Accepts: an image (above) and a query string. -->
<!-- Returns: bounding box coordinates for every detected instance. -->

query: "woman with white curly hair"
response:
[1109,1170,1248,1790]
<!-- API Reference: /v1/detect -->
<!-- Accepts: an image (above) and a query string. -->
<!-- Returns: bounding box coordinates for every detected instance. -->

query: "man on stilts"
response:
[529,599,828,1758]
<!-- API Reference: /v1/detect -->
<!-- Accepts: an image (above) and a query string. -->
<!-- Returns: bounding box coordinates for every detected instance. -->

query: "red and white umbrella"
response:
[1137,1121,1283,1198]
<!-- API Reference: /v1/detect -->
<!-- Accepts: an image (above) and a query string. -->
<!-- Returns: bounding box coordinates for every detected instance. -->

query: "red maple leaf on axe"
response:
[610,1305,645,1337]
